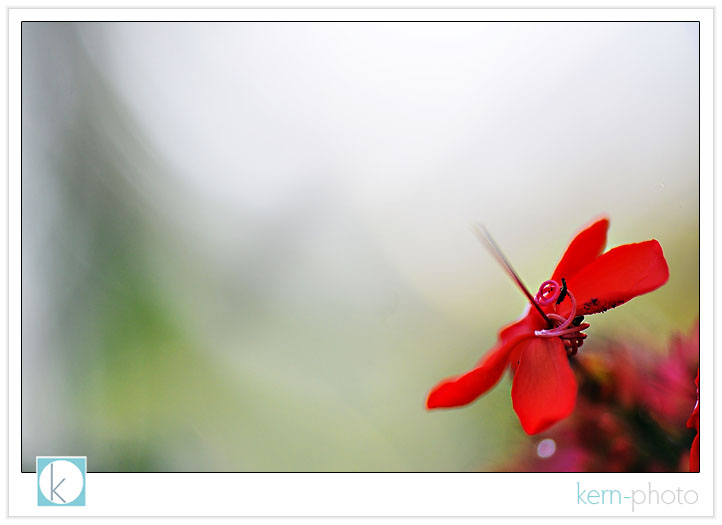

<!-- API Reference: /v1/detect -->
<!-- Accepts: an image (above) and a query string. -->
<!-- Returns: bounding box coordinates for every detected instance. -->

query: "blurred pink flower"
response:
[497,322,699,472]
[643,321,699,430]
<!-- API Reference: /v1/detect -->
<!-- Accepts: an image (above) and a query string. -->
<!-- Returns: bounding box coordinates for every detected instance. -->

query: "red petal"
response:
[686,402,699,430]
[497,307,546,343]
[511,337,577,434]
[426,333,531,409]
[689,433,700,472]
[562,240,669,316]
[552,217,609,282]
[494,306,551,375]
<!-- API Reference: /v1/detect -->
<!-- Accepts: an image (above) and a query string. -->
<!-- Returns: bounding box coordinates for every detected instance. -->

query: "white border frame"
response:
[7,7,713,517]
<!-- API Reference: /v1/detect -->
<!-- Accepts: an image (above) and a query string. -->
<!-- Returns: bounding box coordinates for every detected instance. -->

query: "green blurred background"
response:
[22,22,699,471]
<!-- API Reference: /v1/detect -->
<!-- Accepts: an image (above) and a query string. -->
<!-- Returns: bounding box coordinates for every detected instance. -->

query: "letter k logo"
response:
[37,457,86,506]
[49,463,66,503]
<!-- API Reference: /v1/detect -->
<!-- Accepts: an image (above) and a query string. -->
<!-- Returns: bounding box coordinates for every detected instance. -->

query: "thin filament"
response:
[473,224,551,326]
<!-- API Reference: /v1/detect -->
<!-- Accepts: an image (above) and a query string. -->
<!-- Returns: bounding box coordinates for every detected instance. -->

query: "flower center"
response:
[533,279,590,356]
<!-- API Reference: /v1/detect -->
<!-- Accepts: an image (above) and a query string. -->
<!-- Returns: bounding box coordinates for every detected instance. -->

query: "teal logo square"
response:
[36,457,86,506]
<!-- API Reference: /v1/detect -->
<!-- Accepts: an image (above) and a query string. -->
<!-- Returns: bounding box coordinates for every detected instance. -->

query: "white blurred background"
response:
[22,22,699,471]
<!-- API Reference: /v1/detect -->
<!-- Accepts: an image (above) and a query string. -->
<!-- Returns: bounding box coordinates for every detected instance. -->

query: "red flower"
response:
[426,217,669,434]
[686,368,700,472]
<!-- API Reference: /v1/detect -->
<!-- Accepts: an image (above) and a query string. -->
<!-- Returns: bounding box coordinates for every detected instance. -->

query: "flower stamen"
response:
[534,279,590,356]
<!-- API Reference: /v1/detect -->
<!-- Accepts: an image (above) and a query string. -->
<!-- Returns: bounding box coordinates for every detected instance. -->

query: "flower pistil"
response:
[533,279,590,356]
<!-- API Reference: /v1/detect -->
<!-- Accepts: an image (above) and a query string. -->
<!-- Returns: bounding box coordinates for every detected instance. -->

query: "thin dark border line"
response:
[8,1,12,502]
[18,19,22,479]
[17,19,703,475]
